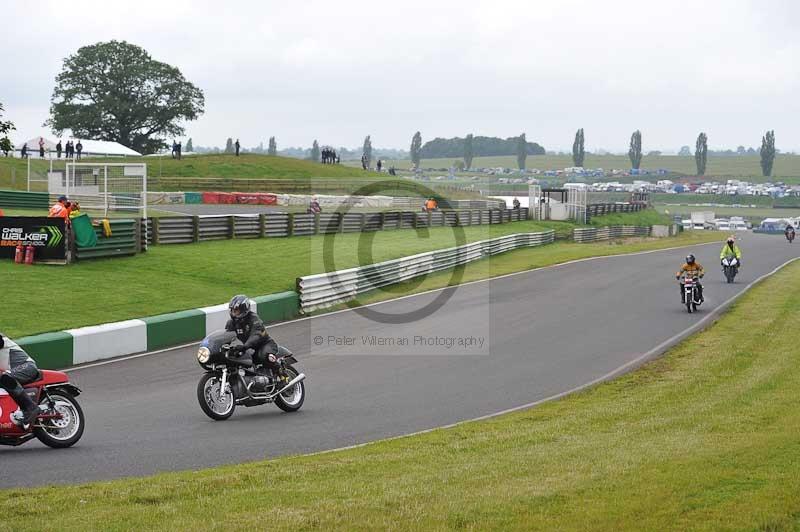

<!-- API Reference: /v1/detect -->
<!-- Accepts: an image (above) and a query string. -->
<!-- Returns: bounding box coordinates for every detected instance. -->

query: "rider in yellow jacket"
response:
[676,254,704,304]
[719,236,742,266]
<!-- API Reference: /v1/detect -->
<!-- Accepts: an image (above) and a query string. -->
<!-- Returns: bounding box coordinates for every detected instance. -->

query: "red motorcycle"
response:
[0,370,85,448]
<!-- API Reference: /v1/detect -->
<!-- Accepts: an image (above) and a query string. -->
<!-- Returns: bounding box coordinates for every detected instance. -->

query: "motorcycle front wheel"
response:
[197,372,235,420]
[275,365,305,413]
[34,392,85,448]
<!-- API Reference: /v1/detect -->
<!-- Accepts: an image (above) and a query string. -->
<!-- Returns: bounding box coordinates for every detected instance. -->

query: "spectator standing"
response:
[49,195,71,219]
[308,196,322,214]
[20,144,27,159]
[361,154,367,170]
[56,140,62,158]
[38,137,45,158]
[512,197,521,209]
[177,141,182,160]
[235,139,240,156]
[376,159,382,172]
[171,140,177,159]
[75,140,83,161]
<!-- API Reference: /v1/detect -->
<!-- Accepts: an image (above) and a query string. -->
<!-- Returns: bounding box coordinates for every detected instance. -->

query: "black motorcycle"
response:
[721,257,739,284]
[195,331,306,420]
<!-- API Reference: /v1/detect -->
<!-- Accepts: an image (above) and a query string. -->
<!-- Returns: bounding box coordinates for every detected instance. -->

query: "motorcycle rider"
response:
[785,224,795,242]
[676,254,704,304]
[720,236,742,267]
[0,334,41,427]
[225,295,280,371]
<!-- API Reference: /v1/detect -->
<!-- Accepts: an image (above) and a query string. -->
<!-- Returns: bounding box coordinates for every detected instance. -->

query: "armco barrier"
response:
[14,291,299,369]
[75,219,140,260]
[0,189,50,209]
[297,230,555,313]
[145,208,529,246]
[573,225,651,243]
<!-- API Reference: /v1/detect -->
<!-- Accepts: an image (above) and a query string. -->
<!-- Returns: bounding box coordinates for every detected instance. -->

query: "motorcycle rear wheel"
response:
[275,365,305,413]
[198,373,235,420]
[34,392,85,448]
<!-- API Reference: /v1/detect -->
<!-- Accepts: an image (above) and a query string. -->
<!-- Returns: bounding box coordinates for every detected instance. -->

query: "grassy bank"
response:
[4,210,705,338]
[0,154,384,190]
[3,241,796,531]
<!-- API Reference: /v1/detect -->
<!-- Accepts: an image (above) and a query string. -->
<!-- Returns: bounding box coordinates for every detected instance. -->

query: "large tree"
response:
[410,131,422,168]
[628,130,642,170]
[46,40,204,155]
[572,128,585,167]
[268,136,277,156]
[310,140,320,162]
[464,133,474,169]
[760,130,776,177]
[185,138,193,152]
[695,132,708,176]
[362,135,372,167]
[516,133,527,170]
[0,102,15,157]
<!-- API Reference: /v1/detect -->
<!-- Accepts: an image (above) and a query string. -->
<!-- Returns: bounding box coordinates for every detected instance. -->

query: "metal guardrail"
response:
[573,225,651,243]
[296,230,555,312]
[586,202,644,222]
[146,208,529,246]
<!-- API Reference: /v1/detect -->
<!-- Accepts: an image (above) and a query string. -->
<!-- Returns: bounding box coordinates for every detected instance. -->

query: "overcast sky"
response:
[1,0,798,153]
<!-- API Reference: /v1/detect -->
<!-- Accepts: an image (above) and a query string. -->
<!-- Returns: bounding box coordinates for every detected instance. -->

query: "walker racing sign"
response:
[0,217,66,260]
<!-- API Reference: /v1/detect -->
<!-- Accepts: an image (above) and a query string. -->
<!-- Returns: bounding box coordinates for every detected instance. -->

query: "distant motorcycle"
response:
[195,331,306,420]
[721,257,739,284]
[681,275,703,313]
[0,370,85,448]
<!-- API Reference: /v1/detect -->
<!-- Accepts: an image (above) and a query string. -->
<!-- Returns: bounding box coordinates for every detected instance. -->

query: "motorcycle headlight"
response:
[197,346,211,364]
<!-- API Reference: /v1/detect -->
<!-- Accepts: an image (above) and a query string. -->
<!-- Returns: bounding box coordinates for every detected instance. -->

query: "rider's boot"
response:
[8,384,38,428]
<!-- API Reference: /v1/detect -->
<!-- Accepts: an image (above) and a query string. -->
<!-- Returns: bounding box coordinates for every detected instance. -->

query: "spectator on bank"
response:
[361,154,367,170]
[171,140,177,159]
[513,197,521,209]
[388,166,396,176]
[20,144,28,159]
[38,137,45,158]
[56,140,62,158]
[376,159,382,172]
[235,139,240,156]
[177,141,182,160]
[64,141,71,158]
[75,140,83,161]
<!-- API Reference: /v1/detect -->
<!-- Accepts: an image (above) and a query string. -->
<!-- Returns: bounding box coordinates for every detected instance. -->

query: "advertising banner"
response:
[0,217,66,260]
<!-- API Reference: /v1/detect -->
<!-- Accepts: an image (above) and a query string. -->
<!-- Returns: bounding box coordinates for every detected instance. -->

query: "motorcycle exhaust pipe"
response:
[267,373,306,399]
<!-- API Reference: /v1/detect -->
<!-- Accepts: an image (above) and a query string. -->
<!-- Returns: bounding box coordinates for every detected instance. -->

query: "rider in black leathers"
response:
[0,334,41,427]
[225,295,279,370]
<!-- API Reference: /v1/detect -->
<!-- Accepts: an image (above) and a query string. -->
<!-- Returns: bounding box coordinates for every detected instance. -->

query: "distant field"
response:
[654,204,800,222]
[363,154,800,181]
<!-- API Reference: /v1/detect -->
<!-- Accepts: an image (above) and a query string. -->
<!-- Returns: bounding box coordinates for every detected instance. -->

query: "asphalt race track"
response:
[2,233,795,488]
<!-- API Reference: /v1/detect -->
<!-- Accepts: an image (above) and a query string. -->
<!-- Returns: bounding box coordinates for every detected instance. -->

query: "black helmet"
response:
[686,254,696,264]
[229,295,251,320]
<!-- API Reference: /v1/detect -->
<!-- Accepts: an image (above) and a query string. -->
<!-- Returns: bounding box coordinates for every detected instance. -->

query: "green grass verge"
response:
[2,239,796,531]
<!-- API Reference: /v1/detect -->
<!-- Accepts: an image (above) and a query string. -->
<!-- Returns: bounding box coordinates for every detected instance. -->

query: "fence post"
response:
[339,212,345,233]
[287,213,295,237]
[380,211,386,230]
[259,213,266,238]
[229,216,236,239]
[427,211,432,228]
[152,217,160,245]
[192,216,200,242]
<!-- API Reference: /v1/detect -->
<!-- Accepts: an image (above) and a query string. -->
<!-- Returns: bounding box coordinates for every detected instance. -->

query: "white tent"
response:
[15,135,141,157]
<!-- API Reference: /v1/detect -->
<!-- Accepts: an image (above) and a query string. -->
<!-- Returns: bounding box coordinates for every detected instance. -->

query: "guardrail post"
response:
[192,216,200,242]
[339,212,345,233]
[229,216,236,239]
[380,211,386,230]
[314,213,320,235]
[287,213,295,237]
[259,213,266,238]
[427,211,432,228]
[152,217,160,245]
[360,213,367,231]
